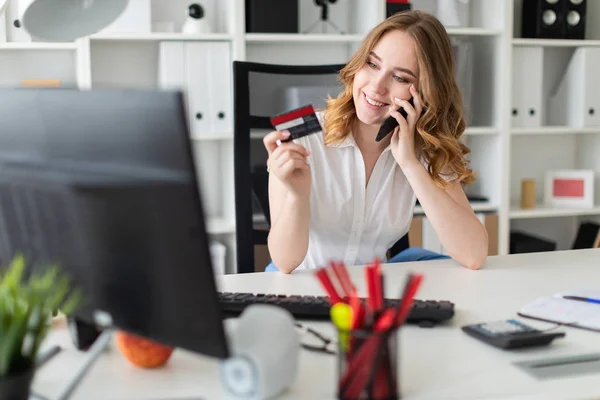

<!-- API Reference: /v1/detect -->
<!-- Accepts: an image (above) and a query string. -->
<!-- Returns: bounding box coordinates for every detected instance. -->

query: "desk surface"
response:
[35,249,600,400]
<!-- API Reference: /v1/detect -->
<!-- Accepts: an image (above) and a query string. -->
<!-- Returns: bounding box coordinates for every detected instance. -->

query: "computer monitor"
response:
[0,88,229,360]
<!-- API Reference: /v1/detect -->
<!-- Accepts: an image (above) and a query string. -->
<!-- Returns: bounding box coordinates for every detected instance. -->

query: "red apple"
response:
[115,330,174,368]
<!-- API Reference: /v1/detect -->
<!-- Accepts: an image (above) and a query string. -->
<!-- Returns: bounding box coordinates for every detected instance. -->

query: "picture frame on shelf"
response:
[544,169,595,209]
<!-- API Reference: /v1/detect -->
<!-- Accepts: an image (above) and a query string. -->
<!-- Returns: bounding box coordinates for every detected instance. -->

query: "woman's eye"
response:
[393,75,407,83]
[367,61,378,69]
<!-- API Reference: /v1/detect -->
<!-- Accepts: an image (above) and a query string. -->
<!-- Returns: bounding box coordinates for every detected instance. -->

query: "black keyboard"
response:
[218,292,455,327]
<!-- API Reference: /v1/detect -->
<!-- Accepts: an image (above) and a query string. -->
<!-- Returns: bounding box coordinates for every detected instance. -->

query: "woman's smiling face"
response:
[352,29,420,127]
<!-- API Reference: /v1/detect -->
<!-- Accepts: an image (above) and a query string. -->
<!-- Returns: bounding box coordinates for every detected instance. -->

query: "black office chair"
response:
[232,61,409,273]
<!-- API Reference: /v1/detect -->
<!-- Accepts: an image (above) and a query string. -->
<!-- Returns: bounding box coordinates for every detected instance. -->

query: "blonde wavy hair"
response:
[323,10,475,187]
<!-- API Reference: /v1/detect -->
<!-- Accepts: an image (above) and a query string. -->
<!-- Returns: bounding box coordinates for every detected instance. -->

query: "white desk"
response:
[35,249,600,400]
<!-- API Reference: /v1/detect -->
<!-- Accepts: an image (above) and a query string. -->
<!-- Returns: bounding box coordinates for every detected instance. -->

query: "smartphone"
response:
[375,97,414,142]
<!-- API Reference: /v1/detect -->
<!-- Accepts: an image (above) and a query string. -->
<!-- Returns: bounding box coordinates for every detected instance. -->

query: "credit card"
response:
[270,105,322,143]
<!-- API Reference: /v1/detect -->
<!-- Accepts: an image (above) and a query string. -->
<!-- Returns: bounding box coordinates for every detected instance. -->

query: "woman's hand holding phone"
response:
[389,85,424,169]
[263,130,312,198]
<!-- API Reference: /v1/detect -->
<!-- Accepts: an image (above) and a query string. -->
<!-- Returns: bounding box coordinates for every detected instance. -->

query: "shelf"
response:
[89,32,234,42]
[248,126,498,140]
[191,132,233,141]
[0,42,77,50]
[245,33,365,43]
[509,204,600,219]
[513,38,600,47]
[414,202,497,216]
[206,217,235,234]
[465,126,499,135]
[244,28,501,44]
[512,126,600,135]
[446,28,503,36]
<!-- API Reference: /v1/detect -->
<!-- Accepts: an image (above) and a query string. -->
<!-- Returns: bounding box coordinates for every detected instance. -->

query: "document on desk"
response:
[519,291,600,332]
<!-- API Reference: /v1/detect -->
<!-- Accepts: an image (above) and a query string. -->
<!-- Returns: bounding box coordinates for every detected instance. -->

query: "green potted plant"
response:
[0,254,82,400]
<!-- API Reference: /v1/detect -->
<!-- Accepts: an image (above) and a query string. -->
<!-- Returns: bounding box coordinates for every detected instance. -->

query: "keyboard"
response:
[218,292,455,327]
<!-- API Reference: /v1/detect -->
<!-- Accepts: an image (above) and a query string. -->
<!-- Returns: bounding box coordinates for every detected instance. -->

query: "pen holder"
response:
[336,328,399,400]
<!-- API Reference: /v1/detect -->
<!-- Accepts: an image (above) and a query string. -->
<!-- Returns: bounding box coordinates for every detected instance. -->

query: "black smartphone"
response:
[375,97,414,142]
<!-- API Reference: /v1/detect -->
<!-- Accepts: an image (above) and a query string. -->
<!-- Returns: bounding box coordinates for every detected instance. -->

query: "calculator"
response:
[462,319,566,350]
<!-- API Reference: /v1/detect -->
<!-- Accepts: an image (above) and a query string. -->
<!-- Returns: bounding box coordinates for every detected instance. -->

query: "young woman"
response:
[262,10,488,273]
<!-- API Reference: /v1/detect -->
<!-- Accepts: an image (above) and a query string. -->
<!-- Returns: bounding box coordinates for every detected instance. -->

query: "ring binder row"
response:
[158,41,233,138]
[511,46,600,128]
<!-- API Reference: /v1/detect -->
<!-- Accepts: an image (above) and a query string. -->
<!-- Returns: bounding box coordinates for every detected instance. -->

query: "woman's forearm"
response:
[267,193,310,273]
[402,162,488,270]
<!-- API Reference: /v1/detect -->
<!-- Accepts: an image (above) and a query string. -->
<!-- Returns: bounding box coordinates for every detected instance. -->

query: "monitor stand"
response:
[53,328,114,400]
[67,317,103,351]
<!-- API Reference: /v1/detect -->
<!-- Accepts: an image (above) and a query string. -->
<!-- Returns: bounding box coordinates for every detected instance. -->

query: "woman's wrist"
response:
[398,157,422,172]
[287,190,310,205]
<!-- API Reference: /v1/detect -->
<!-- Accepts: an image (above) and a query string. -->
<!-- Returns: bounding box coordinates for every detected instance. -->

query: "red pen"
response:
[330,261,353,300]
[372,258,384,312]
[315,268,343,304]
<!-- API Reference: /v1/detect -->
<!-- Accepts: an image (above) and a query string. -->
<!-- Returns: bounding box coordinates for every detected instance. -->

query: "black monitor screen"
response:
[0,88,229,359]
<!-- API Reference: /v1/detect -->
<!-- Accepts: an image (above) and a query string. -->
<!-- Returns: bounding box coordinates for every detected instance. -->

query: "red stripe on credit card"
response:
[270,105,315,126]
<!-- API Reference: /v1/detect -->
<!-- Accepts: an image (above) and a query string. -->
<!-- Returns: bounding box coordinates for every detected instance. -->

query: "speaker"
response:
[386,0,412,18]
[245,0,298,33]
[522,0,586,40]
[219,305,299,400]
[564,0,586,39]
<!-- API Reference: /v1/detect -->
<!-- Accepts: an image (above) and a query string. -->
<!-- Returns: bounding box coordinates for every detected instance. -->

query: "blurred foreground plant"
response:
[0,254,82,377]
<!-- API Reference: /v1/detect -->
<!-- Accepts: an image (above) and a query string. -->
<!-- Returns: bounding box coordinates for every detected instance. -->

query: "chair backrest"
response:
[233,61,344,273]
[232,61,409,273]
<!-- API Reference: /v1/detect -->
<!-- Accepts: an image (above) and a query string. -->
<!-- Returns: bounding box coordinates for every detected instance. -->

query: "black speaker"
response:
[564,0,586,39]
[522,0,586,40]
[386,0,412,18]
[245,0,299,33]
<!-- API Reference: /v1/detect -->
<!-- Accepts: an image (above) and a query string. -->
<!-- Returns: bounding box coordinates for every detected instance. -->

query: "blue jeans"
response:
[264,247,450,272]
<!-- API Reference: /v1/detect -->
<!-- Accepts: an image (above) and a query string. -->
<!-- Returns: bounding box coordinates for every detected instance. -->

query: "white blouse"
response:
[292,114,417,270]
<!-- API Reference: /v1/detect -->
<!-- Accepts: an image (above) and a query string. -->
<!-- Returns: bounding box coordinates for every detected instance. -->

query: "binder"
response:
[185,42,211,136]
[511,46,543,127]
[158,42,185,90]
[206,42,233,135]
[158,41,233,138]
[548,47,600,127]
[452,39,473,124]
[158,41,198,134]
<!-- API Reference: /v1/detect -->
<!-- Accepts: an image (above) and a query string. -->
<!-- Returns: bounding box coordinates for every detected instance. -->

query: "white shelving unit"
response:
[3,0,598,271]
[509,0,600,252]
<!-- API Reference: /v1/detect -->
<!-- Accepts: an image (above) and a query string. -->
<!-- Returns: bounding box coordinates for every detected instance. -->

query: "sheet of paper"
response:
[519,296,600,331]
